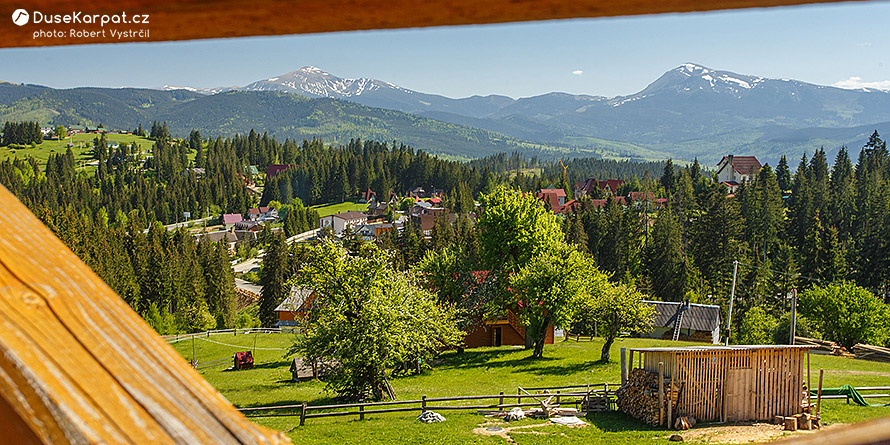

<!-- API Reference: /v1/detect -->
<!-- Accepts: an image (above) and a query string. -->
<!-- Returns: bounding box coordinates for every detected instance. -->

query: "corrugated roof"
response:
[630,345,816,353]
[643,300,721,332]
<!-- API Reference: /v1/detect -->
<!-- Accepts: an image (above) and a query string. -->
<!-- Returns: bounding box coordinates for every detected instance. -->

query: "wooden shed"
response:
[627,345,814,424]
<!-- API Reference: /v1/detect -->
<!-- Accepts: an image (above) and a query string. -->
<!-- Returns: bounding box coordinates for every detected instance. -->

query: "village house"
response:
[367,201,389,216]
[574,178,625,197]
[274,286,316,332]
[464,309,555,348]
[247,206,278,221]
[535,188,566,212]
[716,155,762,189]
[320,211,368,235]
[265,163,294,183]
[222,213,243,229]
[359,188,377,203]
[355,222,400,241]
[639,300,722,344]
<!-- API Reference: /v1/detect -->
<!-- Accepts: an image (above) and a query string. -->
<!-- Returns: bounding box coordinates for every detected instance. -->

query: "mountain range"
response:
[4,64,890,163]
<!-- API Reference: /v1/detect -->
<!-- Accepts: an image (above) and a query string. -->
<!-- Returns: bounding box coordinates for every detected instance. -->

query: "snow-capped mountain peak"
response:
[241,66,405,98]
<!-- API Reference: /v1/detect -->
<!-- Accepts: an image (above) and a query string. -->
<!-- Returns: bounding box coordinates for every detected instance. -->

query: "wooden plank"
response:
[0,0,866,49]
[0,186,287,444]
[659,361,664,426]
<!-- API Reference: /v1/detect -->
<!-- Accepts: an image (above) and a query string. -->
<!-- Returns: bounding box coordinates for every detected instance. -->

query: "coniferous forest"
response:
[1,120,888,341]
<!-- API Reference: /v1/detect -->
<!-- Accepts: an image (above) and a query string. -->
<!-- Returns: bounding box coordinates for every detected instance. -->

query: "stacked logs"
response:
[617,368,677,426]
[852,343,890,363]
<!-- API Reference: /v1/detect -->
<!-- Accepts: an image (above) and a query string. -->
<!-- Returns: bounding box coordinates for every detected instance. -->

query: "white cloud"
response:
[572,70,583,76]
[833,76,890,91]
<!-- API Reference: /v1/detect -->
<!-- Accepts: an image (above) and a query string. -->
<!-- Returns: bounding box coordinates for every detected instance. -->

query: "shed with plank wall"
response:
[630,345,813,423]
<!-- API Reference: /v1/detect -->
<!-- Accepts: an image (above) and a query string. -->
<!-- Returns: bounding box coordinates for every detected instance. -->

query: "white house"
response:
[716,155,762,186]
[320,211,368,235]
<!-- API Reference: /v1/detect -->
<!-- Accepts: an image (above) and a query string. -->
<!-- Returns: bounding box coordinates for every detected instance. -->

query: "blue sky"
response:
[2,1,889,98]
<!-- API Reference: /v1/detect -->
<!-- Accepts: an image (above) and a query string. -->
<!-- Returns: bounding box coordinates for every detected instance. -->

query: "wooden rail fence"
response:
[163,327,284,343]
[237,383,620,426]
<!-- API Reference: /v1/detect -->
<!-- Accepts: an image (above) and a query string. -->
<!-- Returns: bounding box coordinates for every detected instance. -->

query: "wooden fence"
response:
[163,327,284,343]
[237,383,619,426]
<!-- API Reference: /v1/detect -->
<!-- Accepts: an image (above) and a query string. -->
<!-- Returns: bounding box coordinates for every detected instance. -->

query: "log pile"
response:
[617,369,677,426]
[795,337,854,357]
[852,343,890,363]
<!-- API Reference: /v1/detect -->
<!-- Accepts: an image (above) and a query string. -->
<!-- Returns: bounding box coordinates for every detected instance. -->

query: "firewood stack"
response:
[617,369,677,426]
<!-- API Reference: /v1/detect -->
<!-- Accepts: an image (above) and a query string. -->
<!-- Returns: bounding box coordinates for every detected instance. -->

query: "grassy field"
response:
[311,201,370,218]
[169,334,890,444]
[0,133,155,166]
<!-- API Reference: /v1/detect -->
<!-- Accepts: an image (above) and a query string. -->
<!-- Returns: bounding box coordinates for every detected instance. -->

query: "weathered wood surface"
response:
[0,0,866,48]
[0,185,289,444]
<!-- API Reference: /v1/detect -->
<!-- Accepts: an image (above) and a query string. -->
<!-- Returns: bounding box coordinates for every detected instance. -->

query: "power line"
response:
[735,261,887,297]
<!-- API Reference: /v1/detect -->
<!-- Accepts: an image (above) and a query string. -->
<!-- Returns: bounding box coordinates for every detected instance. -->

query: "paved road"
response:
[143,216,215,233]
[230,228,320,273]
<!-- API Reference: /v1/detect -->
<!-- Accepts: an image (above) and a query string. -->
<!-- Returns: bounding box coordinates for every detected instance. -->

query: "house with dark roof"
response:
[716,155,762,186]
[275,286,316,331]
[640,300,722,344]
[359,188,377,203]
[574,178,626,197]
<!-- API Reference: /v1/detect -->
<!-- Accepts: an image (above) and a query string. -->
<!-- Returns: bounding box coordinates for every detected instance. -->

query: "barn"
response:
[641,300,722,344]
[626,345,815,424]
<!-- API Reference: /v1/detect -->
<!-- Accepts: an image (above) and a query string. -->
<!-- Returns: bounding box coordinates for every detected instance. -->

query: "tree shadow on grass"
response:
[436,347,528,369]
[523,359,612,376]
[585,411,662,432]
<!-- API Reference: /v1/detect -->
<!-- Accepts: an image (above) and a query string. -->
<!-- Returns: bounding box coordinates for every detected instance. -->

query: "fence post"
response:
[620,348,627,386]
[300,402,307,426]
[499,391,504,407]
[556,390,561,405]
[421,396,427,412]
[518,388,522,406]
[658,361,664,426]
[359,404,364,420]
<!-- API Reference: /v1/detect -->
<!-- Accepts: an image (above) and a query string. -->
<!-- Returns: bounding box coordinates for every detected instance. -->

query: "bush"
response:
[799,282,890,349]
[736,307,777,345]
[771,312,820,345]
[235,305,261,329]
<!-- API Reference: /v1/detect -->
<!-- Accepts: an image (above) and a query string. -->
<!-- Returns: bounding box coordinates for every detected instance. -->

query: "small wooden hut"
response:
[625,345,814,425]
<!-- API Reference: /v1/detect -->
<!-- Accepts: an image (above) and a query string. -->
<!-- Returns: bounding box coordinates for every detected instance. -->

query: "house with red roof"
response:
[535,188,566,212]
[265,164,294,183]
[716,155,762,187]
[222,213,243,229]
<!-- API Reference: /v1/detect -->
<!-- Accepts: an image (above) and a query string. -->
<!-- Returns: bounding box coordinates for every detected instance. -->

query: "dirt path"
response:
[674,422,845,444]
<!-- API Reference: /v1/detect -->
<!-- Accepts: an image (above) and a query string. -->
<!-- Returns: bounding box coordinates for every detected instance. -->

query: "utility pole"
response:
[789,288,798,345]
[725,260,739,345]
